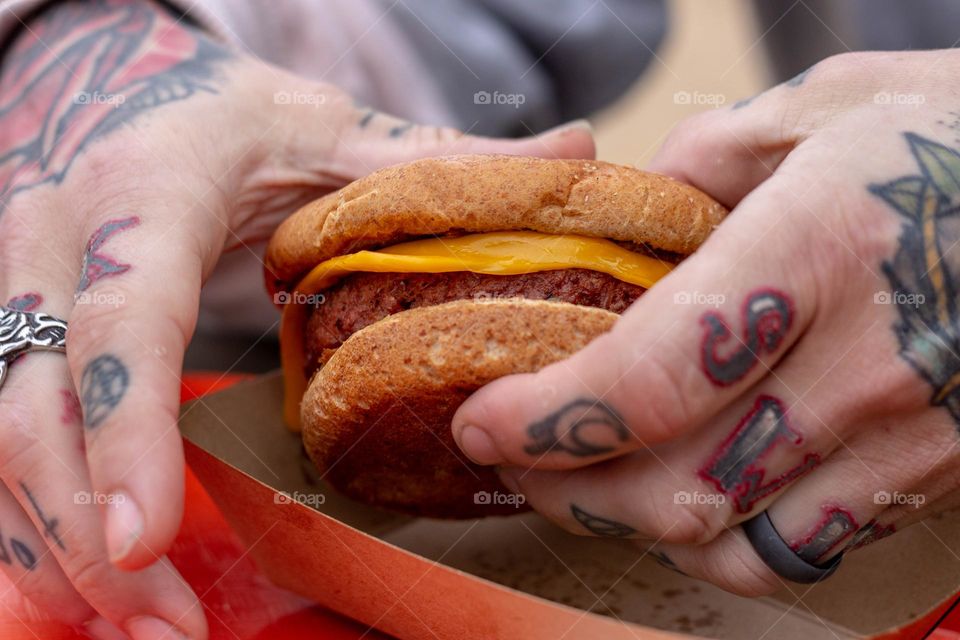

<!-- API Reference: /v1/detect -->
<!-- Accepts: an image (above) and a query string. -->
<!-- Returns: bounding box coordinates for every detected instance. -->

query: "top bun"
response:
[264,155,725,296]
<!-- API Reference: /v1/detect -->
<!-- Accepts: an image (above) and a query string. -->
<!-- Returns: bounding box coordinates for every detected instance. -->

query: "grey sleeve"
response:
[387,0,668,136]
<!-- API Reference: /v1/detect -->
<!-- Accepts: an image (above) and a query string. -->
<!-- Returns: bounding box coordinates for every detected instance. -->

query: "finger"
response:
[0,328,205,638]
[453,174,816,470]
[66,215,201,570]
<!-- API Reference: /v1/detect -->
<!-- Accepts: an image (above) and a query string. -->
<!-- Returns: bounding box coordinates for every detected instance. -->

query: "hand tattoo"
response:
[731,64,813,109]
[525,399,629,458]
[0,0,230,207]
[77,216,139,292]
[698,396,820,513]
[20,482,65,551]
[870,133,960,434]
[5,293,43,312]
[790,505,857,564]
[844,519,896,552]
[700,289,793,386]
[0,529,37,571]
[570,504,637,538]
[80,354,129,428]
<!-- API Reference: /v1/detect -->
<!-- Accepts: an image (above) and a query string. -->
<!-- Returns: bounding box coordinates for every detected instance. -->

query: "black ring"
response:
[742,510,842,584]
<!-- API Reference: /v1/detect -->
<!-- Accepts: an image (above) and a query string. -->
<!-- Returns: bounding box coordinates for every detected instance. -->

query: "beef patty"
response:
[304,269,645,375]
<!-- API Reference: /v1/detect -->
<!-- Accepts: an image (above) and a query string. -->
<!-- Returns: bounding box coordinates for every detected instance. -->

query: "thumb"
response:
[333,110,596,174]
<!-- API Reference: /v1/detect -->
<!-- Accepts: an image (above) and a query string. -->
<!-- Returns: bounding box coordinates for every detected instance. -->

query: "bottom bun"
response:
[301,298,617,518]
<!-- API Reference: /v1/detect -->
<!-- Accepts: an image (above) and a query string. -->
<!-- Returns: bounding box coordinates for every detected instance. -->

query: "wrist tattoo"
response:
[80,354,129,429]
[698,395,820,513]
[525,399,629,458]
[0,0,230,207]
[870,133,960,434]
[77,216,140,293]
[570,504,637,538]
[790,505,857,564]
[844,519,896,552]
[0,528,37,571]
[700,289,793,386]
[19,482,65,551]
[5,293,43,312]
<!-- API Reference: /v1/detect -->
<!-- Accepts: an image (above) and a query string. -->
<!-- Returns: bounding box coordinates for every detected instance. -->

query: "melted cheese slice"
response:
[280,232,673,429]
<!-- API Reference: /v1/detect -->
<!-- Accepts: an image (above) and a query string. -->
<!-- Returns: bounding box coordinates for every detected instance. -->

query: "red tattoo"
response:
[698,396,820,513]
[844,519,896,552]
[77,216,140,292]
[700,288,793,386]
[60,390,83,426]
[5,292,43,312]
[790,505,858,564]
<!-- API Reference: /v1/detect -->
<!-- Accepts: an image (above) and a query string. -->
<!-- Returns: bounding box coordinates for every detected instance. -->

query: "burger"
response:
[264,155,725,519]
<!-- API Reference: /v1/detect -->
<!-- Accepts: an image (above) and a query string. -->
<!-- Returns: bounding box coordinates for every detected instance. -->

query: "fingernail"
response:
[544,118,593,137]
[105,491,143,564]
[84,615,127,640]
[497,468,520,494]
[126,616,188,640]
[458,425,501,465]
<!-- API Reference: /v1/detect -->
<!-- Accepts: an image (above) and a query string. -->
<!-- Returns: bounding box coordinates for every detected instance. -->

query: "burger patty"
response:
[304,269,645,375]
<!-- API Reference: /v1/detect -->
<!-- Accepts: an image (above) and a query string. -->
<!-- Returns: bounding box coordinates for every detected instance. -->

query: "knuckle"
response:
[617,341,696,442]
[707,540,780,596]
[64,549,111,596]
[664,502,723,545]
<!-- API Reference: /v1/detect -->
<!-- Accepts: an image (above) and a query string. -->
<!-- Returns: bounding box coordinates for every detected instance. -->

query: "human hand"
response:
[452,50,960,595]
[0,0,594,636]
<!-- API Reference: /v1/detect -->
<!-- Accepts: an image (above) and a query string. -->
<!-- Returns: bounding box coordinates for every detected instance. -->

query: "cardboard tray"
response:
[179,373,960,639]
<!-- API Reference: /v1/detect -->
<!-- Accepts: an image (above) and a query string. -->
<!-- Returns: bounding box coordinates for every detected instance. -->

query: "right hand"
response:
[0,1,595,637]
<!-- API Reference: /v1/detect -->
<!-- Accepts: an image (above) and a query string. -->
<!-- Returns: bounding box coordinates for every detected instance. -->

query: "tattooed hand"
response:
[0,0,594,636]
[453,51,960,597]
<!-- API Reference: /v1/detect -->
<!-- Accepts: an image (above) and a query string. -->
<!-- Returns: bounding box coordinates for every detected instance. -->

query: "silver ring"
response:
[0,306,68,389]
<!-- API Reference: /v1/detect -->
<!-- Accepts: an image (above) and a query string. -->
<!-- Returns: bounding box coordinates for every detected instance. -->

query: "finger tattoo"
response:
[870,133,960,434]
[698,396,820,513]
[0,528,37,571]
[844,519,896,552]
[76,216,139,293]
[80,354,129,429]
[570,504,637,538]
[789,505,858,564]
[5,293,42,312]
[60,389,82,427]
[525,399,630,458]
[19,482,65,551]
[700,289,793,386]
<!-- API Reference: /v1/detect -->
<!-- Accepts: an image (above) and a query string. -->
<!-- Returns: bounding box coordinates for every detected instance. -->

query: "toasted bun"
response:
[265,155,725,296]
[302,299,617,518]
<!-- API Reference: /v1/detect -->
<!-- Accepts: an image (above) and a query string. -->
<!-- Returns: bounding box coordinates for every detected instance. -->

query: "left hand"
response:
[451,50,960,595]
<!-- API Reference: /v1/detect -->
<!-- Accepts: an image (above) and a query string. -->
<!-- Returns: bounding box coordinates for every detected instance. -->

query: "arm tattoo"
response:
[844,519,896,552]
[5,293,42,312]
[80,354,129,428]
[77,216,140,292]
[700,288,793,386]
[0,528,37,571]
[525,398,629,458]
[790,505,857,564]
[570,504,636,538]
[698,395,820,513]
[0,0,230,207]
[870,133,960,434]
[19,482,65,551]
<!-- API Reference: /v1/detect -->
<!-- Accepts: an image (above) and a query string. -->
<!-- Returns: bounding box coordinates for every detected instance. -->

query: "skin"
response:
[454,50,960,596]
[0,0,595,635]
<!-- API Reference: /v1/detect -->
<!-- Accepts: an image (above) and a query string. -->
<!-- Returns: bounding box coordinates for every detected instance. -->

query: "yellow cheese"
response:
[280,232,673,429]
